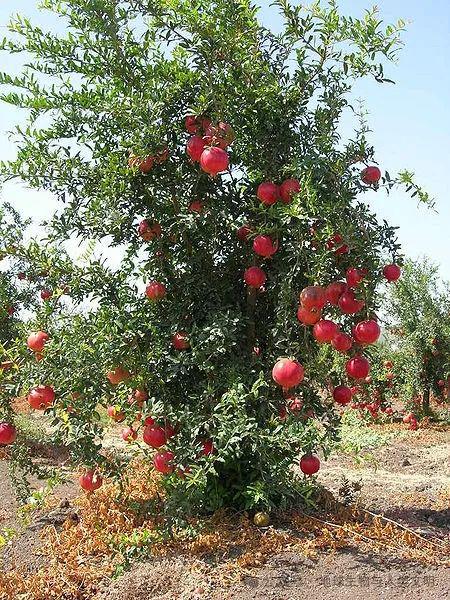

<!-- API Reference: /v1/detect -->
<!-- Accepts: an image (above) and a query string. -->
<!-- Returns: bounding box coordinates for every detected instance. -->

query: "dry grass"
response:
[1,458,448,600]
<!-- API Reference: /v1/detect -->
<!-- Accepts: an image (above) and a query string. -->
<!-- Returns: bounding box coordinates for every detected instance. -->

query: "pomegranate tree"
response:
[0,1,431,512]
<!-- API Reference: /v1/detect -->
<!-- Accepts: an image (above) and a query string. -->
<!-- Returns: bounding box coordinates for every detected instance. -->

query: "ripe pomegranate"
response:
[272,358,304,389]
[299,286,327,311]
[18,272,26,280]
[353,320,381,345]
[134,388,148,404]
[204,122,235,148]
[386,372,394,381]
[172,331,190,350]
[28,385,55,410]
[138,219,162,241]
[346,267,366,288]
[144,416,155,426]
[185,115,199,134]
[199,147,229,176]
[338,290,365,314]
[313,320,339,343]
[438,379,445,387]
[0,422,17,445]
[257,182,279,206]
[164,422,176,439]
[361,166,381,184]
[332,332,353,353]
[279,179,300,204]
[383,264,401,282]
[121,427,137,442]
[107,406,125,422]
[106,367,131,385]
[188,200,203,213]
[253,235,278,258]
[244,266,266,288]
[40,289,52,301]
[333,386,352,405]
[299,454,320,475]
[79,470,103,491]
[237,224,252,242]
[185,115,211,135]
[385,407,394,416]
[27,330,49,353]
[143,425,167,448]
[325,281,347,305]
[201,439,214,456]
[346,356,370,380]
[384,360,393,369]
[145,281,167,300]
[187,136,206,161]
[154,451,175,474]
[288,396,303,414]
[138,156,154,173]
[297,306,321,326]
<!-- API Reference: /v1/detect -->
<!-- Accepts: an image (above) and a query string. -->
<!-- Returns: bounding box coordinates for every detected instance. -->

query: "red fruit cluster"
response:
[128,147,169,174]
[185,116,232,176]
[138,219,162,242]
[256,178,301,206]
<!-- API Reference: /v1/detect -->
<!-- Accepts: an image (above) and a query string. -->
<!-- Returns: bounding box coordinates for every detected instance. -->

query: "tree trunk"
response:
[422,387,431,415]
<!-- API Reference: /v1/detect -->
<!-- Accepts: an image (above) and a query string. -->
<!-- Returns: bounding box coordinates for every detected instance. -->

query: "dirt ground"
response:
[0,425,449,600]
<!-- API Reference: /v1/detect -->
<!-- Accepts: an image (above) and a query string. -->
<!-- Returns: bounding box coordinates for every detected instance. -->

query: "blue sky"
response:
[0,1,449,278]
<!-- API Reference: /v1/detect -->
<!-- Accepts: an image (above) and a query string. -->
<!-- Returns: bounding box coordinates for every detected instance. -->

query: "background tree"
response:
[0,0,429,512]
[385,258,450,417]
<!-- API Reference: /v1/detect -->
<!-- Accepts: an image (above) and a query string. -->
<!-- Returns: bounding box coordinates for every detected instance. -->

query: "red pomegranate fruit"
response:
[272,358,305,389]
[27,330,49,353]
[332,332,353,353]
[138,220,162,241]
[252,235,278,258]
[172,331,190,350]
[244,266,266,288]
[297,306,321,326]
[299,454,320,475]
[333,386,352,405]
[299,286,327,311]
[346,267,365,288]
[201,439,214,456]
[143,425,167,448]
[0,422,17,445]
[313,320,339,343]
[257,182,279,206]
[279,178,300,204]
[338,290,365,314]
[361,166,381,184]
[121,427,137,442]
[145,281,167,301]
[153,451,175,474]
[346,356,370,380]
[79,470,103,491]
[353,320,381,345]
[383,264,401,282]
[106,366,131,385]
[325,281,347,305]
[237,224,252,242]
[199,147,229,176]
[28,385,55,410]
[187,136,206,161]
